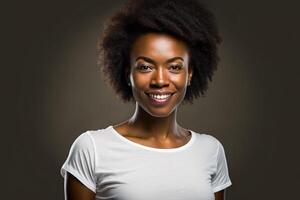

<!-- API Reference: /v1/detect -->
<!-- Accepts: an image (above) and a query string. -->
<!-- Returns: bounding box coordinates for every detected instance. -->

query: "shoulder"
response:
[87,125,114,142]
[67,125,120,151]
[68,131,95,153]
[192,130,223,152]
[76,125,118,149]
[193,130,221,145]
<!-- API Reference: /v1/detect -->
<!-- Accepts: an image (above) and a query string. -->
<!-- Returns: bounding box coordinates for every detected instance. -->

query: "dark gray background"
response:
[2,0,299,199]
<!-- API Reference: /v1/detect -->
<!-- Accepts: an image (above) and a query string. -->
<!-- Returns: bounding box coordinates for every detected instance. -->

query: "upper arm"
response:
[214,189,226,200]
[211,139,232,193]
[64,172,95,200]
[61,132,97,199]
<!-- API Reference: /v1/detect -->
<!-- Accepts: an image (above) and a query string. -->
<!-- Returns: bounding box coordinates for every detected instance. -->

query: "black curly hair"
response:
[98,0,221,104]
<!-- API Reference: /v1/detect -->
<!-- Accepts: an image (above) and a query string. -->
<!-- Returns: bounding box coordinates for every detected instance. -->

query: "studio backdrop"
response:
[2,0,299,199]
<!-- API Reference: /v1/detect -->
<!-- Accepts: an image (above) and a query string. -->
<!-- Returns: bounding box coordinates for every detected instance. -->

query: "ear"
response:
[188,67,193,85]
[125,67,131,83]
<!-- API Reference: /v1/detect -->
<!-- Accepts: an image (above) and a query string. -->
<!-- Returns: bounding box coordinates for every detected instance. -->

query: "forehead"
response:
[130,33,189,62]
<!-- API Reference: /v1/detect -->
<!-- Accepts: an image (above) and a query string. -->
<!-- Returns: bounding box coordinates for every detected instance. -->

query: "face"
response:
[129,33,192,117]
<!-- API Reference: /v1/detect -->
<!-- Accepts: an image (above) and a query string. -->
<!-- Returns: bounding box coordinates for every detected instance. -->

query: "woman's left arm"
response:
[214,189,226,200]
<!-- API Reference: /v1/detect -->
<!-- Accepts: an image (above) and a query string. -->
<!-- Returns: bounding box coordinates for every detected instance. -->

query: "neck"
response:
[127,102,183,140]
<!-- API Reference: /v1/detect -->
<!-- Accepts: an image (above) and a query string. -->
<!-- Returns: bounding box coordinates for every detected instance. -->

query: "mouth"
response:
[145,92,175,105]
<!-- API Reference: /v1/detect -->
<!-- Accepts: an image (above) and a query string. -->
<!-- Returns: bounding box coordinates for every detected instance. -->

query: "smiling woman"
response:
[61,0,232,200]
[129,33,191,117]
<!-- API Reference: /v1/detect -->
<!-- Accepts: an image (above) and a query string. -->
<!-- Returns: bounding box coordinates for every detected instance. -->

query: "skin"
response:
[64,173,95,200]
[64,33,226,200]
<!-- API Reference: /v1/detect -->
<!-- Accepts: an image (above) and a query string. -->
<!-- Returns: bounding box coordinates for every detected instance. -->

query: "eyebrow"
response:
[135,56,184,64]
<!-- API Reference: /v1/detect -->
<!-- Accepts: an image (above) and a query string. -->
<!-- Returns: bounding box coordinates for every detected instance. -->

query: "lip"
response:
[145,92,175,106]
[145,90,175,95]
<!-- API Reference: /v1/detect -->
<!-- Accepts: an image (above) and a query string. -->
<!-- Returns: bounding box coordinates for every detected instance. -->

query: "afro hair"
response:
[98,0,222,104]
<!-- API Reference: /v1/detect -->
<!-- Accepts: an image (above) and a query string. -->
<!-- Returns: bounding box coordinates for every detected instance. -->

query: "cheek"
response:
[170,74,188,90]
[131,73,150,91]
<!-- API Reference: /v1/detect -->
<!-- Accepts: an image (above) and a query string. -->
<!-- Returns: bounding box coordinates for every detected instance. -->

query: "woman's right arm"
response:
[64,172,95,200]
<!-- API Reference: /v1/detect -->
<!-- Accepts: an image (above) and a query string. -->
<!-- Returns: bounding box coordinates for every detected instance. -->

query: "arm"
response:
[212,140,232,200]
[62,132,97,200]
[64,172,95,200]
[214,189,226,200]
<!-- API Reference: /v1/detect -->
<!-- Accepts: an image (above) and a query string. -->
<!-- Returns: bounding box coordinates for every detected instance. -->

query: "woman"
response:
[61,0,232,199]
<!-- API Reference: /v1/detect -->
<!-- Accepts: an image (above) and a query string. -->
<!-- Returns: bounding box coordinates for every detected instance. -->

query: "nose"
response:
[150,67,169,88]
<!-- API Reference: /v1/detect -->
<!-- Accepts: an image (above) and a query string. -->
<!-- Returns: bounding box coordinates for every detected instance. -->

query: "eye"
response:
[169,64,183,72]
[136,64,153,72]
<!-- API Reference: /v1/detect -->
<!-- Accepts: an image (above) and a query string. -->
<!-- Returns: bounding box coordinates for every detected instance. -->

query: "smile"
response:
[149,93,171,100]
[145,92,174,105]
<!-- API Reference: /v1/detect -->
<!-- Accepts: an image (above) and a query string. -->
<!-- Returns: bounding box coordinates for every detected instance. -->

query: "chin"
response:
[144,106,177,118]
[148,111,171,118]
[134,92,182,118]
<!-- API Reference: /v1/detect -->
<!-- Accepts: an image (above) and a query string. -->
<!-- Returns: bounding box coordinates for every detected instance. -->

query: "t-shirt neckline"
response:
[108,125,196,153]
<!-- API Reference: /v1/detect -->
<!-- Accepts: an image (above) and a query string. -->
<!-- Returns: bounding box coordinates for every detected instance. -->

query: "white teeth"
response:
[149,94,171,100]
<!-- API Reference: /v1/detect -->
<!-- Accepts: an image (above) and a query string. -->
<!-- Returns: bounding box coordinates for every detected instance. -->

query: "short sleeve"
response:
[211,140,232,193]
[61,131,97,193]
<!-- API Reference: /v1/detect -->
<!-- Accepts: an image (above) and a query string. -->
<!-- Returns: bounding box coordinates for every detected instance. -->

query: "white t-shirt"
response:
[61,125,232,200]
